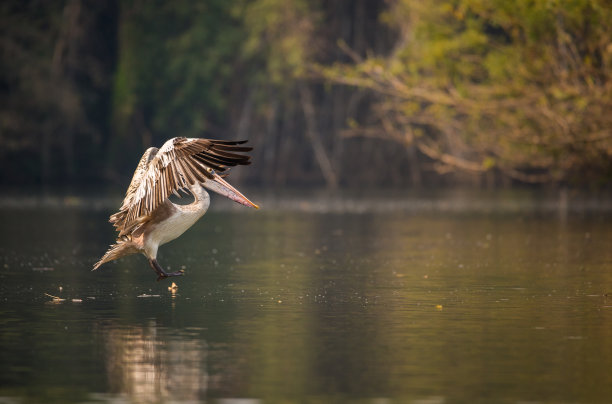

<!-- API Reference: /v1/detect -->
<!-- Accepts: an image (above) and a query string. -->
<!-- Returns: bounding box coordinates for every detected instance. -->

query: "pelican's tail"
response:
[92,237,138,271]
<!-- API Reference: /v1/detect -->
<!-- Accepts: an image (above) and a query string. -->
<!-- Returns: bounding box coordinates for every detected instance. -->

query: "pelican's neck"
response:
[180,184,210,214]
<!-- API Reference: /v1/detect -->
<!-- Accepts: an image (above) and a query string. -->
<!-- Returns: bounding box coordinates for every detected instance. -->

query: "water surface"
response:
[0,193,611,403]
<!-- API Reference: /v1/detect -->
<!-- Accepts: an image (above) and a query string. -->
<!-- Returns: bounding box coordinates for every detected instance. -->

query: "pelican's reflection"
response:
[102,321,209,402]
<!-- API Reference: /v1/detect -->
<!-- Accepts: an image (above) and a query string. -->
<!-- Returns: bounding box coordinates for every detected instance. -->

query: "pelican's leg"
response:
[148,258,184,282]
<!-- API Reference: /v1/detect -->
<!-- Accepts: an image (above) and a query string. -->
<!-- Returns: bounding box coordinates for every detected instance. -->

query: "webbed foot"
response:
[156,270,185,282]
[148,259,185,282]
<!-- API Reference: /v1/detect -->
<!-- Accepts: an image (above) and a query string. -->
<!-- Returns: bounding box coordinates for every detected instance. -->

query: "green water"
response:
[0,198,611,403]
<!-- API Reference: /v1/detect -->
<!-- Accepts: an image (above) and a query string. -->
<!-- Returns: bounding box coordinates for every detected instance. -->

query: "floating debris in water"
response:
[71,299,83,303]
[436,304,443,310]
[168,282,178,298]
[137,294,161,298]
[44,293,65,303]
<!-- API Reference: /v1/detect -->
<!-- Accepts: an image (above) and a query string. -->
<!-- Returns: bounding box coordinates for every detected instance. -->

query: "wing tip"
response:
[209,139,249,145]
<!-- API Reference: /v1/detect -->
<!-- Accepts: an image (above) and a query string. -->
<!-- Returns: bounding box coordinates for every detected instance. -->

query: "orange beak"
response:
[202,172,259,209]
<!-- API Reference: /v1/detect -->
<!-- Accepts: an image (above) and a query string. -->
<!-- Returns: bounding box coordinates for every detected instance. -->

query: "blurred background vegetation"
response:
[1,0,611,190]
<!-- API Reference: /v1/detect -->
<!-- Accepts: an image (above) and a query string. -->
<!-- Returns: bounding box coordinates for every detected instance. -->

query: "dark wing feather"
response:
[110,137,252,236]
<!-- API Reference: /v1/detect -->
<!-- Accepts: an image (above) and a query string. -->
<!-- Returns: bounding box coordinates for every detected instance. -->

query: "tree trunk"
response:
[299,85,338,189]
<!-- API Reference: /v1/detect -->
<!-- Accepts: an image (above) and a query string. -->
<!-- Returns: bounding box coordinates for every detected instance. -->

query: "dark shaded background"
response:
[2,0,611,191]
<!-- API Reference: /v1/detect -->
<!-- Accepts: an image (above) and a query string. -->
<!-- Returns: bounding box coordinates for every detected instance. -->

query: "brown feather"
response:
[92,238,138,270]
[109,137,253,237]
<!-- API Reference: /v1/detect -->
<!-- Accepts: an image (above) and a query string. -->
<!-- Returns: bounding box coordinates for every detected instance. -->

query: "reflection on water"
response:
[0,192,611,403]
[102,323,208,402]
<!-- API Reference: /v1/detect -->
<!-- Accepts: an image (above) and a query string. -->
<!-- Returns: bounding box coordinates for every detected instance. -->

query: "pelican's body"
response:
[140,187,209,258]
[94,137,258,281]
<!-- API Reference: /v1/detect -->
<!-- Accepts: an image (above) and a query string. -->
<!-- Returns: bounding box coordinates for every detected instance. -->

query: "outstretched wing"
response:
[110,137,252,236]
[119,146,159,214]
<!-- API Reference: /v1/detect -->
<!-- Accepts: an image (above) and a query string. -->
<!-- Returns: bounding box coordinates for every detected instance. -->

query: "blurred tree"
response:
[237,0,394,188]
[320,0,612,185]
[108,0,249,180]
[0,0,117,186]
[240,0,341,188]
[2,0,611,189]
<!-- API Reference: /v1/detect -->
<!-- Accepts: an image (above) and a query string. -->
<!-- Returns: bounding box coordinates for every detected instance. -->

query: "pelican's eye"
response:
[204,166,216,178]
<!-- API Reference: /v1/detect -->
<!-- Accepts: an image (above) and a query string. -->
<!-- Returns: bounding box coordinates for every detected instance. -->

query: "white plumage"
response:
[93,137,258,281]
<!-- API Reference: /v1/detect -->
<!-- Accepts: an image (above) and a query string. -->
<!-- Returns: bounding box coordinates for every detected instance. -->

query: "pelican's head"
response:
[201,169,259,209]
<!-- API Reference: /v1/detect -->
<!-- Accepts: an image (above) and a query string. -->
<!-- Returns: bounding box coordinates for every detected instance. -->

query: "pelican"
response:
[93,137,258,281]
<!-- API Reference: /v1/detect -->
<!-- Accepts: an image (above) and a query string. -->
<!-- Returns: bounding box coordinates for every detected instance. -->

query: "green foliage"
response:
[111,0,319,155]
[322,0,612,184]
[241,0,316,85]
[112,0,249,141]
[3,0,612,187]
